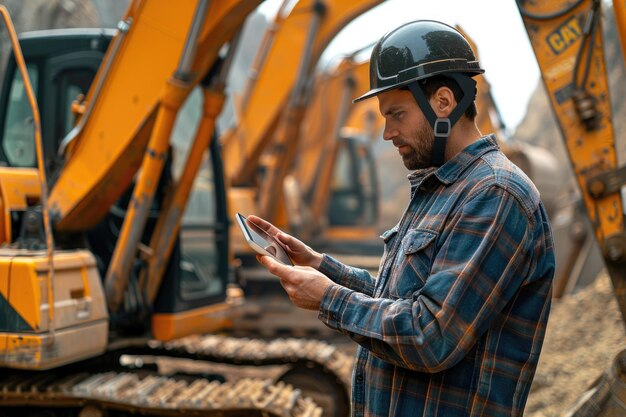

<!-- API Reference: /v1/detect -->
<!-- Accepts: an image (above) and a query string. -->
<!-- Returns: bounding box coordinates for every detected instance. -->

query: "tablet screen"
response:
[236,213,293,265]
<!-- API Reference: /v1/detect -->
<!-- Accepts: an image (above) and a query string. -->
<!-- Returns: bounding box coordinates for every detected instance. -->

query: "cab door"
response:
[42,51,102,160]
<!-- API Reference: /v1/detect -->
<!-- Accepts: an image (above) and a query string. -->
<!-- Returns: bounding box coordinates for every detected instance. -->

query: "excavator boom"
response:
[517,0,626,322]
[49,0,259,232]
[222,0,384,187]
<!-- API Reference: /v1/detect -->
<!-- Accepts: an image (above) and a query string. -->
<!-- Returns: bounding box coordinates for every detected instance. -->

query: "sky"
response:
[258,0,541,134]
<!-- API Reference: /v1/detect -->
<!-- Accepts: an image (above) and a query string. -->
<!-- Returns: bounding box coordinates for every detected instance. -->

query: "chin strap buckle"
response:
[434,118,451,138]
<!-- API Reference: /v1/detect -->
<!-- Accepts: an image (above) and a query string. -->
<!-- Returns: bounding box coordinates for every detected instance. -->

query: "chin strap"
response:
[408,73,477,167]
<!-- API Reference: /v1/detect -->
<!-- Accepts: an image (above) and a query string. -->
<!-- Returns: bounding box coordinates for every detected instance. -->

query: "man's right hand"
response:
[246,215,323,269]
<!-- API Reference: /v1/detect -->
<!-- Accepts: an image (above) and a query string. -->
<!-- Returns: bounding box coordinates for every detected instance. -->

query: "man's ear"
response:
[431,86,456,117]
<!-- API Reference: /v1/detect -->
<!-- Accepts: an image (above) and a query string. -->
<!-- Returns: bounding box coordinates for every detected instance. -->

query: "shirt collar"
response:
[408,134,499,189]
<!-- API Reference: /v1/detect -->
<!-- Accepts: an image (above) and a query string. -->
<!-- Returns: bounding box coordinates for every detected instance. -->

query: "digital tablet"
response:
[235,213,293,266]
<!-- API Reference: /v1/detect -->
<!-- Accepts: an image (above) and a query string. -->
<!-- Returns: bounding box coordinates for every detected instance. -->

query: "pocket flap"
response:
[380,226,399,243]
[401,229,437,255]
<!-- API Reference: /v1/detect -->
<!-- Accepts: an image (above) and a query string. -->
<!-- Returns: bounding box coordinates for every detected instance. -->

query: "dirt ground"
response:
[524,271,626,416]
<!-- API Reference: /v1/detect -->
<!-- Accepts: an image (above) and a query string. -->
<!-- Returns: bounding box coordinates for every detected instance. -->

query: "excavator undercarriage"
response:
[0,334,356,417]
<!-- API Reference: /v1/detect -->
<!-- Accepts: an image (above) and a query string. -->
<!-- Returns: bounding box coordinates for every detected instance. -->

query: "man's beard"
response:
[399,122,434,170]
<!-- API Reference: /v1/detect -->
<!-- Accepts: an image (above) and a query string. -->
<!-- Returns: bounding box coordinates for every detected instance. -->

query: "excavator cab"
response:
[0,27,233,367]
[327,135,377,228]
[0,29,113,170]
[322,134,379,254]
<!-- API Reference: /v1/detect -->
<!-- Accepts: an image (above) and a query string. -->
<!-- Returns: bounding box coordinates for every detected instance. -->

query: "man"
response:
[250,20,555,417]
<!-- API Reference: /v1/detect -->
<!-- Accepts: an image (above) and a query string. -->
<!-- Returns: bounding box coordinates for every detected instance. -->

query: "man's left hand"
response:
[257,255,334,311]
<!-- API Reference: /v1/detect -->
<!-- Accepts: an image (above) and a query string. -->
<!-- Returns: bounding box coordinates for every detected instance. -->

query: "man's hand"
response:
[247,215,323,269]
[257,254,334,311]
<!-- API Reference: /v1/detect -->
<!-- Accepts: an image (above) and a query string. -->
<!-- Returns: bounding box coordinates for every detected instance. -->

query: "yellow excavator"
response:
[516,0,626,414]
[220,0,384,258]
[0,1,378,415]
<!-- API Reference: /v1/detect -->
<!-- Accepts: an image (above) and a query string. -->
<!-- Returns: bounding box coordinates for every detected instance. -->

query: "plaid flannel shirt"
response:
[318,136,555,417]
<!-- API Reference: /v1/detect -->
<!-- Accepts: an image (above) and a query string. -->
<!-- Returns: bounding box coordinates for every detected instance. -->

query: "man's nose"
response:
[383,123,397,141]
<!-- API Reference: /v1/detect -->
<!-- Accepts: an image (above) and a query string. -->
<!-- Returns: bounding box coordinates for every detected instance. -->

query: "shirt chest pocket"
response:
[389,229,438,299]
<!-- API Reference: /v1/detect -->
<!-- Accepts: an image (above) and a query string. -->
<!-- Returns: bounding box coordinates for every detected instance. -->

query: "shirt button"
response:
[355,374,364,382]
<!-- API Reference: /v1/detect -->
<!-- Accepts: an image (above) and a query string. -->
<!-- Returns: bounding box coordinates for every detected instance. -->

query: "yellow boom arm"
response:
[517,0,626,320]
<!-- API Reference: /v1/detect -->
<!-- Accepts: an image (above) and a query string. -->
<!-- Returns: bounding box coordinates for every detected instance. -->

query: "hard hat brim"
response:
[353,66,484,103]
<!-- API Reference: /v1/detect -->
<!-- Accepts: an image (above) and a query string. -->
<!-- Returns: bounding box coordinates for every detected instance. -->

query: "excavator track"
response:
[0,370,321,416]
[146,335,353,417]
[0,335,352,417]
[147,335,354,388]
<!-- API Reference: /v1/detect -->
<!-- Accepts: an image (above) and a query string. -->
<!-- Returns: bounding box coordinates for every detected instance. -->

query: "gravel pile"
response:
[525,271,626,417]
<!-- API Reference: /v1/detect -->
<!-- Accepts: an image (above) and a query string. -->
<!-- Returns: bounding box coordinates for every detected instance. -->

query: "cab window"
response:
[2,64,38,167]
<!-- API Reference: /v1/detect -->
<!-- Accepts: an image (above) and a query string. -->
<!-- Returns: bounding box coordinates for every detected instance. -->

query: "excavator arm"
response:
[222,0,384,183]
[49,0,259,232]
[221,0,385,225]
[517,0,626,322]
[0,0,263,362]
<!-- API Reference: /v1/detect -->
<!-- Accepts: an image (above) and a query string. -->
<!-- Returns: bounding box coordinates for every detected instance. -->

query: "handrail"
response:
[0,5,56,339]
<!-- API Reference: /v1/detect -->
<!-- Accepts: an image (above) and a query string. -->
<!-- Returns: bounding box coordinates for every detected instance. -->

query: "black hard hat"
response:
[354,20,484,102]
